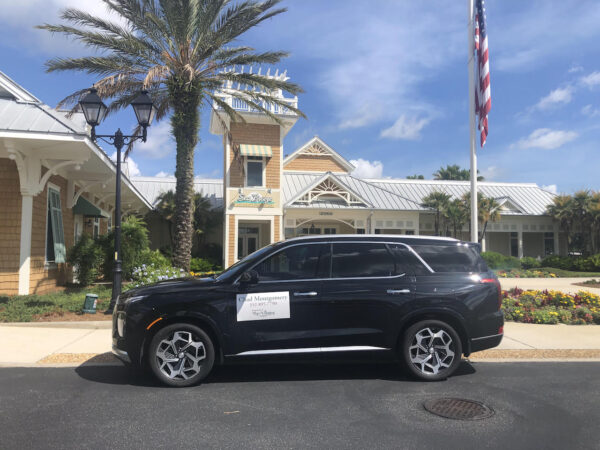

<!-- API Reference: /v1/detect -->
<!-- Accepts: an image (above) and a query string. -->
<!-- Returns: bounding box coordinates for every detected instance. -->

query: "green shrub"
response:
[541,255,575,270]
[520,257,541,269]
[98,216,150,280]
[481,251,520,269]
[190,257,217,273]
[67,234,103,286]
[138,249,171,268]
[531,308,560,324]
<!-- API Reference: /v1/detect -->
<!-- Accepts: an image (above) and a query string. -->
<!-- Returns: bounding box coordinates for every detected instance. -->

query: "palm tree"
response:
[461,192,499,243]
[572,190,592,254]
[38,0,304,270]
[433,164,483,181]
[421,191,452,236]
[153,190,176,248]
[444,198,468,239]
[588,192,600,254]
[193,193,222,249]
[547,195,575,254]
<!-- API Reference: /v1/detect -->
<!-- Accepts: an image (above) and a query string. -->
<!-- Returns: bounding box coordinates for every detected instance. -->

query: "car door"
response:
[227,242,331,355]
[318,242,415,350]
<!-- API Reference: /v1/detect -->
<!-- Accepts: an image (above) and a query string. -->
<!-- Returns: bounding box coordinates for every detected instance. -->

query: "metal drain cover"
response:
[423,398,494,420]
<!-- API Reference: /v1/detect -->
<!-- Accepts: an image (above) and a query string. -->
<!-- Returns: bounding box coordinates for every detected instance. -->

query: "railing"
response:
[213,91,298,116]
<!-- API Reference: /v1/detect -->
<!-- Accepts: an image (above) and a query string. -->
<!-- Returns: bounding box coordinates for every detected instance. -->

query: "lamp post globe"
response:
[78,88,154,314]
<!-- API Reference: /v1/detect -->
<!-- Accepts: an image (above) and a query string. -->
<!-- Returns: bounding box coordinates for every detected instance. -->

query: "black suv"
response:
[113,235,503,386]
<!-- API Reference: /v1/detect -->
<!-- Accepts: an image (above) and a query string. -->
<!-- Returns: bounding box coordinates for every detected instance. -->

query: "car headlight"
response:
[117,312,126,337]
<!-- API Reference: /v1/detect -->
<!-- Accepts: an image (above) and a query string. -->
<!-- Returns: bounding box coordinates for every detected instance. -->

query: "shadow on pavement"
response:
[75,358,476,387]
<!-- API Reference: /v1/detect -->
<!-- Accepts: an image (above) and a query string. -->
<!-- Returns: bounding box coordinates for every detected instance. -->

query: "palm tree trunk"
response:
[169,77,201,270]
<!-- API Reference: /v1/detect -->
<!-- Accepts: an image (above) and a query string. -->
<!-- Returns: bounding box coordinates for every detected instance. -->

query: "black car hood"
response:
[123,276,220,298]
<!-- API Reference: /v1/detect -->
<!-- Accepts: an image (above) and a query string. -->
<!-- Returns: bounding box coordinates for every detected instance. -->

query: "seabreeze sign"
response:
[236,291,290,322]
[229,188,279,208]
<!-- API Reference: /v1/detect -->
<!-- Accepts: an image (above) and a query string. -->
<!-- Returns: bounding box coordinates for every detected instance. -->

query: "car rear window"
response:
[410,244,488,273]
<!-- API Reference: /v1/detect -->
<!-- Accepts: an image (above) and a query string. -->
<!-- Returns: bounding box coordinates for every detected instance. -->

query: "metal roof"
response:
[132,177,224,208]
[0,98,87,135]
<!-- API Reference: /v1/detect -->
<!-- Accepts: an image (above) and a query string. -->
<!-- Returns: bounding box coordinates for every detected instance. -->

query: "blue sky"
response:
[1,0,600,193]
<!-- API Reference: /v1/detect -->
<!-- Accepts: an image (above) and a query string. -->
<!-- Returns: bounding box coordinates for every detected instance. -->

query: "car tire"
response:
[148,323,215,387]
[401,320,463,381]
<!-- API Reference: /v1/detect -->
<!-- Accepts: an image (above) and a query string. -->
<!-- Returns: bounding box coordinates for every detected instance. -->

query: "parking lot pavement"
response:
[0,361,598,449]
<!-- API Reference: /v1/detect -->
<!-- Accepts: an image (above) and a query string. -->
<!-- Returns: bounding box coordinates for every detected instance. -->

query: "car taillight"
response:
[481,278,502,310]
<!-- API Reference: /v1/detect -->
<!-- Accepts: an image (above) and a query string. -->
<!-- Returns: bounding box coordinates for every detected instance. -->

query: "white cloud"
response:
[542,184,558,194]
[568,64,584,73]
[350,159,383,179]
[512,128,578,150]
[155,171,172,178]
[534,86,573,110]
[580,71,600,89]
[134,120,174,159]
[481,166,502,181]
[110,152,141,177]
[582,104,600,117]
[380,115,431,140]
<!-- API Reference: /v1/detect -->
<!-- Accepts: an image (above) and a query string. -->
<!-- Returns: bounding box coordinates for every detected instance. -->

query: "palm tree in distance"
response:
[421,191,452,236]
[445,198,468,239]
[461,192,499,243]
[38,0,304,270]
[434,164,484,181]
[406,174,424,180]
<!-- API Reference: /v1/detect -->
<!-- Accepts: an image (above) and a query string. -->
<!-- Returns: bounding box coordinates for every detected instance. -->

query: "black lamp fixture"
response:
[79,87,155,313]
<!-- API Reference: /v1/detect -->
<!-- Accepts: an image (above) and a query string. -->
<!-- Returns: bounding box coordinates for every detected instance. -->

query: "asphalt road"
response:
[0,360,599,450]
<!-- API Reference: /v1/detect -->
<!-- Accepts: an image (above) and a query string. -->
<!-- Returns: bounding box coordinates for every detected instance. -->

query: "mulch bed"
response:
[573,282,600,289]
[469,349,600,360]
[31,311,112,322]
[37,352,119,364]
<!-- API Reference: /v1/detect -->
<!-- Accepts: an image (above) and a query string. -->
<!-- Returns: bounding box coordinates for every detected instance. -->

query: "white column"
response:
[468,0,478,243]
[18,194,34,295]
[481,232,486,252]
[518,229,524,259]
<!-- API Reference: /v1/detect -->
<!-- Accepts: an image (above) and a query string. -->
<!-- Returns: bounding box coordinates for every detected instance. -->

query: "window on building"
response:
[300,226,321,235]
[331,243,397,278]
[46,187,66,263]
[93,218,100,239]
[246,156,264,187]
[510,232,518,257]
[254,244,330,281]
[411,244,487,273]
[323,227,336,235]
[544,232,554,255]
[356,228,366,234]
[405,230,415,235]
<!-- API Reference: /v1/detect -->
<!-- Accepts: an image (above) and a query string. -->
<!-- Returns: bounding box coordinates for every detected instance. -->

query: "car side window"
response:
[254,244,328,281]
[331,243,397,278]
[387,244,431,276]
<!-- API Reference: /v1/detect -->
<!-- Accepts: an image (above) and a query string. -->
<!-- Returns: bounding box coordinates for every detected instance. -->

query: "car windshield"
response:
[215,243,278,282]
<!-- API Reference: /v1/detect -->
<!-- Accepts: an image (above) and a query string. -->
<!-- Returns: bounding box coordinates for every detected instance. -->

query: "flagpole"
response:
[468,0,478,244]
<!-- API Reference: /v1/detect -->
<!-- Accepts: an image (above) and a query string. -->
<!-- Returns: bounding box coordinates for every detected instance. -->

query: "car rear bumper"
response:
[469,332,503,353]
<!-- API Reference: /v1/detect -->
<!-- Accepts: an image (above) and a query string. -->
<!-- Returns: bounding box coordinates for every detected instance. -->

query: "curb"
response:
[0,320,112,329]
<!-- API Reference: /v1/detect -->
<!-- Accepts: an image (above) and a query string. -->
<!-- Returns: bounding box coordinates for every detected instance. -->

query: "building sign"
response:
[235,192,275,206]
[236,291,290,321]
[228,188,280,209]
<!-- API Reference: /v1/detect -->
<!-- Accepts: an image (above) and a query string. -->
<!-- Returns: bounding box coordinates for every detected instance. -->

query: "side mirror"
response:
[240,270,259,284]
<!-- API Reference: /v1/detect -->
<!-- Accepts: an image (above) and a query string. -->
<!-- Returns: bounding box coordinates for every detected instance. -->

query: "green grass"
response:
[537,267,600,278]
[0,285,112,323]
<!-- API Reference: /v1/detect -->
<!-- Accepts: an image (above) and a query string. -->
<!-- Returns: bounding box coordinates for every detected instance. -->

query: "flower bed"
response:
[496,269,558,278]
[502,288,600,324]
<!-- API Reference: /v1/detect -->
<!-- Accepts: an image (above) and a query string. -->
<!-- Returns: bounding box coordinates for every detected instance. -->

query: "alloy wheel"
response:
[408,327,455,375]
[155,331,206,380]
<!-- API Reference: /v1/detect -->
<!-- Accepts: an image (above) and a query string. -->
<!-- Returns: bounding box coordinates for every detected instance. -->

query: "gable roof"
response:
[283,136,355,172]
[285,172,373,208]
[0,71,40,103]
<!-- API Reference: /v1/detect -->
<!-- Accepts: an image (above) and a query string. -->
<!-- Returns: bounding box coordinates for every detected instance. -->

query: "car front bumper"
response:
[112,344,131,364]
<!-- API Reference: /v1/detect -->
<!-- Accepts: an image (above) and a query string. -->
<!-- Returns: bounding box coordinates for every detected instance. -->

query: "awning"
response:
[239,144,272,157]
[72,196,109,218]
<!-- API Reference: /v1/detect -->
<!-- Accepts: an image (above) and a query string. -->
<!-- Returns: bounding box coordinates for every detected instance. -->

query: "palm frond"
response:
[216,71,303,95]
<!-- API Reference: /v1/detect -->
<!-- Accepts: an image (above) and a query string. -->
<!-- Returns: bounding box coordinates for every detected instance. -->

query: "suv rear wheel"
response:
[148,323,215,387]
[401,320,462,381]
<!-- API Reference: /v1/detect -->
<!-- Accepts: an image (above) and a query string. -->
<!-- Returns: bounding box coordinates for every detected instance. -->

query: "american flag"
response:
[474,0,490,147]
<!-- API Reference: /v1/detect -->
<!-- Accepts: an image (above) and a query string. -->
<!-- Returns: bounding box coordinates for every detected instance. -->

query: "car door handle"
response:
[387,289,411,295]
[294,291,318,297]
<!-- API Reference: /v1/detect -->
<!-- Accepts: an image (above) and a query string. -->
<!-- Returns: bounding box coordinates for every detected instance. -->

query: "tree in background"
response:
[434,164,483,181]
[461,192,500,243]
[444,198,468,239]
[406,174,424,179]
[421,191,452,236]
[39,0,304,270]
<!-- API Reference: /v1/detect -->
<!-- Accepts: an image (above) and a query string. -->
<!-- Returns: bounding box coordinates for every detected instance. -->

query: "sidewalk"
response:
[3,320,600,366]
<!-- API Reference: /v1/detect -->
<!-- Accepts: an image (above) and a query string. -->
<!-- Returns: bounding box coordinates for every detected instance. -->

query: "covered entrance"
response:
[236,220,272,260]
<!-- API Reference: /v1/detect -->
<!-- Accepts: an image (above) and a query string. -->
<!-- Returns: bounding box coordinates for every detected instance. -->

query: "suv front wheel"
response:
[401,320,462,381]
[148,323,215,387]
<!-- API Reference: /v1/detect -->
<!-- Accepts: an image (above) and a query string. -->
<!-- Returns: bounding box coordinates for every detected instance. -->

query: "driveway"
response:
[0,361,598,449]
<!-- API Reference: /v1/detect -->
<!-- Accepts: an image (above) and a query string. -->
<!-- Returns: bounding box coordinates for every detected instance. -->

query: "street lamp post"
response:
[79,88,156,314]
